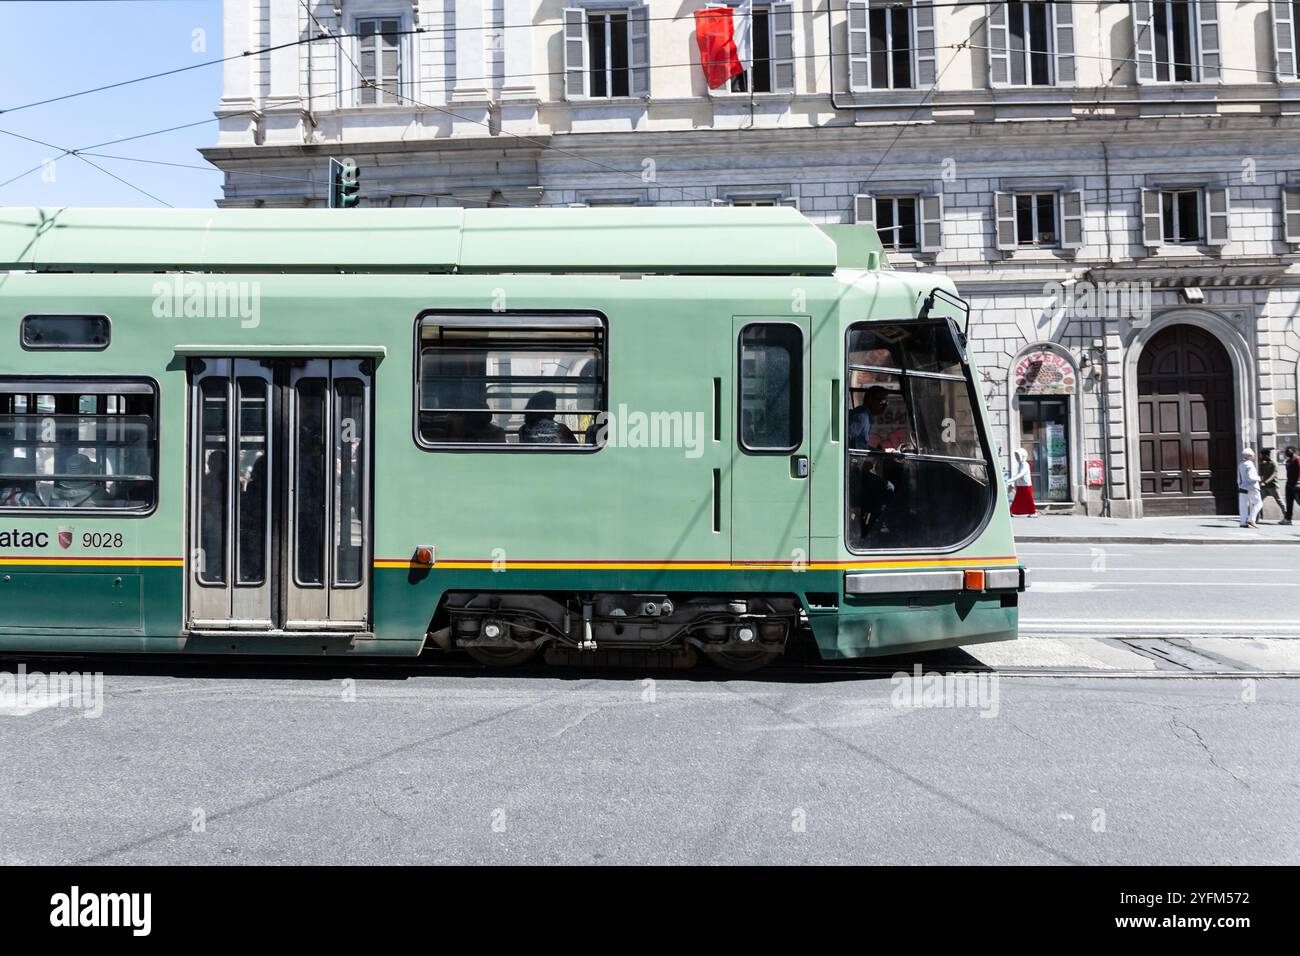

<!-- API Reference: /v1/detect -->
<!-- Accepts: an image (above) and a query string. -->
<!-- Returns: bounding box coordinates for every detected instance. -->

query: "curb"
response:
[1015,534,1300,545]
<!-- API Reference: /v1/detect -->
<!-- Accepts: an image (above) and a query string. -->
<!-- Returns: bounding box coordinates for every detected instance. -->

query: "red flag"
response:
[693,8,743,90]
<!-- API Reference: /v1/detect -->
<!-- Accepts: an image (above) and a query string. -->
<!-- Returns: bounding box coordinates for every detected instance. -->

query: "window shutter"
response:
[1283,186,1300,243]
[1141,188,1163,247]
[1133,1,1155,84]
[853,193,875,225]
[629,4,651,97]
[847,0,871,93]
[1206,186,1230,246]
[919,193,943,252]
[1053,2,1076,86]
[1198,0,1221,82]
[1275,0,1298,81]
[770,1,796,92]
[988,2,1009,88]
[994,191,1017,250]
[563,8,588,99]
[913,1,937,87]
[1060,190,1085,249]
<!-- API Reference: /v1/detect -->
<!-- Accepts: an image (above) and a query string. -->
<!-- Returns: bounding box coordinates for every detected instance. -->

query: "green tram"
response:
[0,207,1024,670]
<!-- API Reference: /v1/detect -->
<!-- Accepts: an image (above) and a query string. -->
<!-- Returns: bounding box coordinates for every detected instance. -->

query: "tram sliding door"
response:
[285,360,370,630]
[187,358,371,633]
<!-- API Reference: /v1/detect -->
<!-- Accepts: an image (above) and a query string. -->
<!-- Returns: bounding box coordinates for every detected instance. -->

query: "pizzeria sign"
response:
[1014,351,1076,394]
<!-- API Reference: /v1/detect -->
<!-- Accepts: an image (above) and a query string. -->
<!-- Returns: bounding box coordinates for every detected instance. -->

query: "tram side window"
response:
[417,315,605,448]
[738,323,803,453]
[0,379,157,512]
[846,322,992,551]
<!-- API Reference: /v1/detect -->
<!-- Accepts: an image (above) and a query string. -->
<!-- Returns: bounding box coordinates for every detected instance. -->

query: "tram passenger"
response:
[0,454,42,508]
[49,453,103,509]
[519,390,577,445]
[847,386,897,540]
[461,403,507,443]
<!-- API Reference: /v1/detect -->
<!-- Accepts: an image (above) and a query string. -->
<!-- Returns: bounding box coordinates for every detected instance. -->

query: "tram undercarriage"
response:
[429,592,801,671]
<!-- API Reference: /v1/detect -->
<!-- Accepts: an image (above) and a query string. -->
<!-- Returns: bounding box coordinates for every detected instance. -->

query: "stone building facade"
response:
[203,0,1300,516]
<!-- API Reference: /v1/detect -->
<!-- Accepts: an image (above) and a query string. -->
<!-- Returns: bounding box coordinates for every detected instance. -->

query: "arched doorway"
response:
[1136,325,1236,515]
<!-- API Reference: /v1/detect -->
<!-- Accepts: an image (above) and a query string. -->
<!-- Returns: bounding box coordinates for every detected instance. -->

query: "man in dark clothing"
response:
[1284,446,1299,526]
[1260,449,1283,521]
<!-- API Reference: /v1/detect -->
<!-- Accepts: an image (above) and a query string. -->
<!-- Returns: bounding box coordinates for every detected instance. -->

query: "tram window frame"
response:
[737,321,804,454]
[413,311,608,453]
[20,314,112,352]
[0,376,160,517]
[843,320,996,555]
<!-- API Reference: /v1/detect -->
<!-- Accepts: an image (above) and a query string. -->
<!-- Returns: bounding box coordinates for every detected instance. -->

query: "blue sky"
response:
[0,0,225,208]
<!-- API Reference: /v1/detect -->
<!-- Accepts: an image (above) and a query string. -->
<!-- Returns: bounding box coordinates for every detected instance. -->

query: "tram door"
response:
[188,358,372,632]
[731,317,812,564]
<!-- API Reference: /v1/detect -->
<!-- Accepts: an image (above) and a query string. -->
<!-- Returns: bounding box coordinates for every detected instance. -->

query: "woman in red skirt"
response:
[1009,448,1037,516]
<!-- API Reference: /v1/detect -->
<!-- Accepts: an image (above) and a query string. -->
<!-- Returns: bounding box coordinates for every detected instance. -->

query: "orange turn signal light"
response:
[963,569,985,591]
[413,546,435,567]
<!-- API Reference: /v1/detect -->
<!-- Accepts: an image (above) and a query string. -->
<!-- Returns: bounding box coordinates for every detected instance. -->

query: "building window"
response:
[723,3,795,94]
[847,1,936,92]
[1015,192,1058,246]
[738,323,803,453]
[0,379,158,512]
[563,6,650,99]
[989,1,1076,88]
[357,17,402,105]
[874,196,919,250]
[868,3,912,89]
[417,314,605,449]
[1134,0,1220,83]
[995,190,1084,252]
[1162,189,1203,243]
[1009,2,1051,85]
[855,191,943,252]
[1153,0,1195,82]
[1141,186,1229,247]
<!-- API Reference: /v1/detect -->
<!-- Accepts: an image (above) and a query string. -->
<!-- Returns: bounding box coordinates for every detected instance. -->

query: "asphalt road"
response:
[0,657,1296,865]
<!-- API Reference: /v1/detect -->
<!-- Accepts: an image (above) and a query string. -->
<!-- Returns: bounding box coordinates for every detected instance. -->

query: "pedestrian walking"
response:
[1283,446,1299,526]
[1259,448,1284,521]
[1009,448,1037,517]
[1238,448,1262,529]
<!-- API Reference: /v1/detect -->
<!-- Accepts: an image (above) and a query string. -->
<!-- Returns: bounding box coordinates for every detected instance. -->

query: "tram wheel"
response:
[703,648,780,672]
[464,645,538,667]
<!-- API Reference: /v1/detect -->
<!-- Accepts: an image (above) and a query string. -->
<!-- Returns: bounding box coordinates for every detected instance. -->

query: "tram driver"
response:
[848,386,898,539]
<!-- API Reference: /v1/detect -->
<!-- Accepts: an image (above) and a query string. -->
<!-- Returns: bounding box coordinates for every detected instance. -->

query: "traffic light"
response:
[329,157,360,209]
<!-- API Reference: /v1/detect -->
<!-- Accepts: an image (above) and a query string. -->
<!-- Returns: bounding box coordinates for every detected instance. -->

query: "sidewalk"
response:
[1013,513,1300,545]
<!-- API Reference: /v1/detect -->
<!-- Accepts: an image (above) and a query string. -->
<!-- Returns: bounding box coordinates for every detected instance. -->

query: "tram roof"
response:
[0,206,843,276]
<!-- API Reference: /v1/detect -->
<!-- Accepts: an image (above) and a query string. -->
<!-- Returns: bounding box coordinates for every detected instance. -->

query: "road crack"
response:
[1169,713,1250,789]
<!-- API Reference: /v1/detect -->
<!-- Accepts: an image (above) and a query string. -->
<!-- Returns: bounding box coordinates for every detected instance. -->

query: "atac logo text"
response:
[0,529,48,548]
